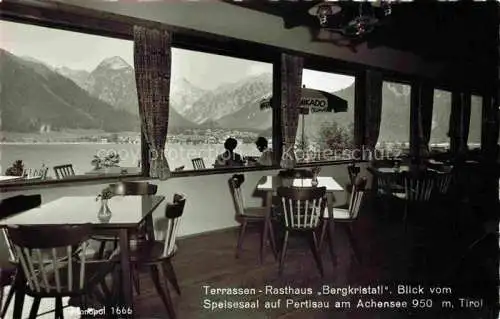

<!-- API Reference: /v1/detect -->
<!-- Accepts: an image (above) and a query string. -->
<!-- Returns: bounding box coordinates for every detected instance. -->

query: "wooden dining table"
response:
[256,176,344,261]
[0,195,165,318]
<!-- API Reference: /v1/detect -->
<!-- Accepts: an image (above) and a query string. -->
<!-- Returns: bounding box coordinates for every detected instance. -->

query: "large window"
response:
[1,21,142,183]
[468,95,482,149]
[429,89,452,151]
[378,81,411,154]
[294,69,355,162]
[166,49,273,171]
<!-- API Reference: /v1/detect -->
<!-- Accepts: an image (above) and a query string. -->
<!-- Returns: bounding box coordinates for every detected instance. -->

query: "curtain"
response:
[418,82,434,157]
[449,92,471,156]
[134,26,172,179]
[280,54,303,168]
[460,93,472,154]
[363,70,383,159]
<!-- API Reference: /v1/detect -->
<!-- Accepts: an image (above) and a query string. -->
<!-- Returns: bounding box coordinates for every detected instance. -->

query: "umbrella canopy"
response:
[259,87,348,114]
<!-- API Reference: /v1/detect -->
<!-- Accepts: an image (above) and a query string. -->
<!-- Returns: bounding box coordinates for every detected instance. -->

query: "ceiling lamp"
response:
[308,2,342,27]
[309,1,392,38]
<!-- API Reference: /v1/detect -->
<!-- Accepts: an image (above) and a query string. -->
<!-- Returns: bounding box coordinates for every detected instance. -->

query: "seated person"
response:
[253,137,273,166]
[214,138,244,167]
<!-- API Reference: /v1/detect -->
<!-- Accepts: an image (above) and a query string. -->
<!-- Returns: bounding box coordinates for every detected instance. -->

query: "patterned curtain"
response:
[280,54,303,168]
[417,82,434,157]
[363,70,383,158]
[134,26,171,179]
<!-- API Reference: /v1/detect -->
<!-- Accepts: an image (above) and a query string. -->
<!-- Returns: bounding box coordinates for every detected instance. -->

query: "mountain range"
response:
[0,49,480,143]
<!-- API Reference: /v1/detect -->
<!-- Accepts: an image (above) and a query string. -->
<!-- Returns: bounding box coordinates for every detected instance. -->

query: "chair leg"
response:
[12,270,25,319]
[260,219,270,264]
[0,272,16,318]
[28,297,41,319]
[235,220,248,259]
[307,232,324,277]
[150,264,176,319]
[326,220,337,266]
[162,259,181,295]
[318,219,328,251]
[132,265,140,295]
[266,218,278,260]
[55,297,63,319]
[278,231,289,276]
[344,224,361,264]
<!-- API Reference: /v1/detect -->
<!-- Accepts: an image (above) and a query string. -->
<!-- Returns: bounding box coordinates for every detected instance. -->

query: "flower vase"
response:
[311,175,319,187]
[98,199,112,223]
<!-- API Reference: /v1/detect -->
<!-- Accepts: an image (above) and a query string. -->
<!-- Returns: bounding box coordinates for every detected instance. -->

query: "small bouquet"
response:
[96,186,115,201]
[311,166,321,177]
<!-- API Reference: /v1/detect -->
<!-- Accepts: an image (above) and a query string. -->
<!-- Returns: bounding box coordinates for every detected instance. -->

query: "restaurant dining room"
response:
[0,0,498,318]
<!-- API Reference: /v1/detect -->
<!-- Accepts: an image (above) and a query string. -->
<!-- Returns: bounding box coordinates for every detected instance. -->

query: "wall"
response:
[54,0,442,78]
[0,162,370,262]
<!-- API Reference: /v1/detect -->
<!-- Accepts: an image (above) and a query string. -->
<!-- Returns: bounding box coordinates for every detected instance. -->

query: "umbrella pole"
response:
[301,113,305,151]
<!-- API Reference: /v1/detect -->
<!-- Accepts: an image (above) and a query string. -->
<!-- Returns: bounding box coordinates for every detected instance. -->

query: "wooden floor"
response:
[130,195,497,319]
[2,194,497,319]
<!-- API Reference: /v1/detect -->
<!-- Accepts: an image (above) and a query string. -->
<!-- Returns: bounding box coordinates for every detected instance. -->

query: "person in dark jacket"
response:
[214,138,244,167]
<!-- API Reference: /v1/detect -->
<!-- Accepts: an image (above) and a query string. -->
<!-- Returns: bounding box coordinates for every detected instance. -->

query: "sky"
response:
[1,20,354,91]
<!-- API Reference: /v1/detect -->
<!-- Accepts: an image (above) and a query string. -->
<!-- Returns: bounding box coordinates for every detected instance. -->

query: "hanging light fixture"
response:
[309,1,392,38]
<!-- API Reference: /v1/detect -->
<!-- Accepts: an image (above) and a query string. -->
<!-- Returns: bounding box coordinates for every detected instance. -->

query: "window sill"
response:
[0,174,149,193]
[295,159,368,167]
[0,160,367,193]
[171,164,281,177]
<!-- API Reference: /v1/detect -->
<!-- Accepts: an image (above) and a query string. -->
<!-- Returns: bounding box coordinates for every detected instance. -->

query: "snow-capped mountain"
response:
[84,56,138,115]
[181,73,273,124]
[169,77,207,114]
[56,67,90,89]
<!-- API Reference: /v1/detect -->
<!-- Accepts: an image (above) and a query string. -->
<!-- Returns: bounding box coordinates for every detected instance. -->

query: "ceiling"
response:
[226,1,498,92]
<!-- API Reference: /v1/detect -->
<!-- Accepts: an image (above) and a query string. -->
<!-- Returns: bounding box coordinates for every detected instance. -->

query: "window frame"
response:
[377,78,412,154]
[1,0,491,192]
[293,65,357,166]
[429,88,453,152]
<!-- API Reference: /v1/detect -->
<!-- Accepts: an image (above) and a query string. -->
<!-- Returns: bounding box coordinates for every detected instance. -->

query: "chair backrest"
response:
[191,158,205,170]
[111,181,158,196]
[402,170,436,202]
[278,169,313,179]
[53,164,75,179]
[23,167,49,180]
[347,164,361,185]
[157,194,186,258]
[6,224,93,295]
[377,172,402,195]
[277,186,326,230]
[0,195,42,262]
[228,174,245,216]
[434,170,453,195]
[347,177,367,219]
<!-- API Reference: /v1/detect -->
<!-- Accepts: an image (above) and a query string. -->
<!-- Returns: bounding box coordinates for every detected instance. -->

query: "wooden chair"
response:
[228,174,276,262]
[434,169,453,196]
[345,163,361,195]
[53,164,75,179]
[91,182,158,295]
[347,163,361,185]
[276,186,326,276]
[126,194,186,319]
[6,224,116,319]
[92,182,158,252]
[319,178,367,264]
[191,158,205,170]
[0,195,42,318]
[398,170,436,231]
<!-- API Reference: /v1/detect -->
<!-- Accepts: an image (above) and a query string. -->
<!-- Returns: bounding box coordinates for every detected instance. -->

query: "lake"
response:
[1,143,262,177]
